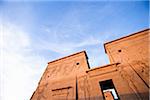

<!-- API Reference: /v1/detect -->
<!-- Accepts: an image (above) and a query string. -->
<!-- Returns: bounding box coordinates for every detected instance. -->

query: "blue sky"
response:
[0,1,149,100]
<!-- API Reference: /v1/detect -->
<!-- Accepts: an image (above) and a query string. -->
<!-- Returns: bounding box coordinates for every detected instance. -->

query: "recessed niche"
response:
[118,50,122,52]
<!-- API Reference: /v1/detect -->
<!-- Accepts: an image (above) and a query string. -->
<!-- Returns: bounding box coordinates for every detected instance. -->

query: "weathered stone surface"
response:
[31,29,149,100]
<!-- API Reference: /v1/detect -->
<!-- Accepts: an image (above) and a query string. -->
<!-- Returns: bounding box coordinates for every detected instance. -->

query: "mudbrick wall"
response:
[31,29,149,100]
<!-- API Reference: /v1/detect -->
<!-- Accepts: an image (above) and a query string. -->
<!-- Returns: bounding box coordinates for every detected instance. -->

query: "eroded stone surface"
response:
[31,29,149,100]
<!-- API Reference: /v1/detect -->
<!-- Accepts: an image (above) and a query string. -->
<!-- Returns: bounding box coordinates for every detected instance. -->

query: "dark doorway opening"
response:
[99,79,119,100]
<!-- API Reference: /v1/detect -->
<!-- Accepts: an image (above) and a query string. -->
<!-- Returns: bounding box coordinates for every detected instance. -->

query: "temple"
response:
[30,29,149,100]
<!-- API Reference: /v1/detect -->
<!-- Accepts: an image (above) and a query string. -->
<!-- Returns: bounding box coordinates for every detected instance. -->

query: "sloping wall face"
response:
[31,52,89,100]
[31,29,149,100]
[104,29,149,99]
[85,64,140,100]
[105,29,149,66]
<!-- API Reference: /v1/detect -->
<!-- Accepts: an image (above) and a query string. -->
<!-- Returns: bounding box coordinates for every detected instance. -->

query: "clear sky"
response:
[0,1,149,100]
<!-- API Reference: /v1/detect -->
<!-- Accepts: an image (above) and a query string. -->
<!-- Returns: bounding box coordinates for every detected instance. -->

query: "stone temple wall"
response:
[30,29,149,100]
[104,29,149,99]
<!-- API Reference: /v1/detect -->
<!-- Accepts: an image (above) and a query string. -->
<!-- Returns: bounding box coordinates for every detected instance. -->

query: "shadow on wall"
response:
[36,93,149,100]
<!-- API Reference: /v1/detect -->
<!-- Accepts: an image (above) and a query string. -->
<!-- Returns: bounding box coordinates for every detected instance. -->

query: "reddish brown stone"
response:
[31,29,149,100]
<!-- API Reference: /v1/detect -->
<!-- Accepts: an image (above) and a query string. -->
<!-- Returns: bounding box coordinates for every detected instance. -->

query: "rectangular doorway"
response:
[99,79,119,100]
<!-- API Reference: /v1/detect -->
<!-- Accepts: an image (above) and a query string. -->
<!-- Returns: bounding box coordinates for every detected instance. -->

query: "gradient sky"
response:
[0,1,149,100]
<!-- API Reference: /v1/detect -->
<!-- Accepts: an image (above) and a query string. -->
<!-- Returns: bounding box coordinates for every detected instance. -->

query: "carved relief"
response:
[36,83,48,100]
[49,67,57,77]
[52,87,73,100]
[135,61,149,76]
[132,61,149,87]
[43,58,85,80]
[63,62,75,75]
[118,65,142,99]
[70,61,77,73]
[79,76,91,100]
